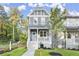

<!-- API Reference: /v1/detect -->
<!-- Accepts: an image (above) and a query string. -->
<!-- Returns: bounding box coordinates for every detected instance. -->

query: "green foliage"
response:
[35,49,50,56]
[19,32,27,45]
[50,6,68,48]
[0,6,28,52]
[50,6,67,32]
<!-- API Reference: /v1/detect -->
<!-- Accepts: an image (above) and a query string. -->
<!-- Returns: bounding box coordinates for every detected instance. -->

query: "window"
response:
[75,33,79,38]
[33,18,38,25]
[67,32,71,39]
[42,10,48,15]
[41,18,45,25]
[39,30,47,37]
[38,10,41,15]
[40,31,43,37]
[44,31,46,36]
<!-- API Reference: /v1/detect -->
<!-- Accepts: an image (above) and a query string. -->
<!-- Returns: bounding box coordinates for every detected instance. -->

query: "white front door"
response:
[31,31,37,41]
[30,31,38,49]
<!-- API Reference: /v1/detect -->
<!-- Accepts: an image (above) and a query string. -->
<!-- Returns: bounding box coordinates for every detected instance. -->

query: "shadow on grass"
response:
[49,52,62,56]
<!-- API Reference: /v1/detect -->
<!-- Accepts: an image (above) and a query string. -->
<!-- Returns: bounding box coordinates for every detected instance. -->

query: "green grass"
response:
[0,47,27,56]
[35,48,79,56]
[35,49,50,56]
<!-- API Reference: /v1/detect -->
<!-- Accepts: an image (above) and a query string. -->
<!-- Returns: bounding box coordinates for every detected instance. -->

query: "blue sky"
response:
[1,3,79,18]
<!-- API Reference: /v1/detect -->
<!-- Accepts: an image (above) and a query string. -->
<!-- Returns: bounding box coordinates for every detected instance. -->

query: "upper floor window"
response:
[67,32,71,39]
[42,10,48,15]
[41,18,45,25]
[33,18,38,25]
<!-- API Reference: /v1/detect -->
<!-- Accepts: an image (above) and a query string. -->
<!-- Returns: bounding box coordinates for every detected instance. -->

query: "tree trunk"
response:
[64,31,67,49]
[53,31,58,48]
[13,22,15,41]
[9,41,12,50]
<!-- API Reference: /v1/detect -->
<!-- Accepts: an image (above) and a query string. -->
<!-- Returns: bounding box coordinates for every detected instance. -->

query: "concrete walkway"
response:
[22,48,35,56]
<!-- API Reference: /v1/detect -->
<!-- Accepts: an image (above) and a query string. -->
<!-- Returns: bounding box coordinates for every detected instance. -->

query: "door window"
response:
[33,32,35,35]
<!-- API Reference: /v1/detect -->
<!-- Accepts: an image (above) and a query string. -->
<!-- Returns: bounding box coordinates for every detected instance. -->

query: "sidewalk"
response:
[22,49,35,56]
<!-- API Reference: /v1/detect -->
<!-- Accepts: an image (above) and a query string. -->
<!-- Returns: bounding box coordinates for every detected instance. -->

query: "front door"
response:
[31,31,37,41]
[30,30,38,49]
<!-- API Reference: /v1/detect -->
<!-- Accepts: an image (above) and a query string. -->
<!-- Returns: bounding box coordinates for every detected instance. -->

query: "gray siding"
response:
[29,17,50,28]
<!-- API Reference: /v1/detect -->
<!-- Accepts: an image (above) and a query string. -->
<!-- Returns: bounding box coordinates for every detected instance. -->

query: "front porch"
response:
[27,29,52,49]
[64,29,79,49]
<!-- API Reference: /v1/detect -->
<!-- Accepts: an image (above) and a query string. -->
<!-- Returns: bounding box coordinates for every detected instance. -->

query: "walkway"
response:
[22,48,35,56]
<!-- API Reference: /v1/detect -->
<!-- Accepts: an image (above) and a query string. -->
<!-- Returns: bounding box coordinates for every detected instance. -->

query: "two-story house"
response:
[27,7,52,49]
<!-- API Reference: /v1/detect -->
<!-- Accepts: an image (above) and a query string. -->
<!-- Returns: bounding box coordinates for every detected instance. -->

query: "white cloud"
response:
[62,4,66,7]
[37,3,45,7]
[28,3,47,7]
[49,3,65,12]
[49,3,59,7]
[18,5,26,11]
[28,3,65,12]
[3,6,10,13]
[28,3,37,7]
[28,3,65,9]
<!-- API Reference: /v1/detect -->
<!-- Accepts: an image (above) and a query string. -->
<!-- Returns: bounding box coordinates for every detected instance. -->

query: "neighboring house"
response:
[27,7,79,49]
[64,16,79,49]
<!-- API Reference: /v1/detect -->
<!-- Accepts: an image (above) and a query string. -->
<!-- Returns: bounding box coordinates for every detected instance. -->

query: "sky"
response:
[1,3,79,18]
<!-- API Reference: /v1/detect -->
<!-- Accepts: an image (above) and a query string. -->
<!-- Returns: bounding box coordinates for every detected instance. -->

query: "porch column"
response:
[37,28,38,49]
[48,29,53,48]
[65,31,67,49]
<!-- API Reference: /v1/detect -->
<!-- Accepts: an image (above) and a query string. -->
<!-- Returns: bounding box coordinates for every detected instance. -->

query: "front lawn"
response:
[35,48,79,56]
[0,47,27,56]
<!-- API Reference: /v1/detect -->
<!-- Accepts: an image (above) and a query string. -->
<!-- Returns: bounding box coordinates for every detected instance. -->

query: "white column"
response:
[65,31,67,49]
[36,29,38,49]
[49,30,52,48]
[27,29,30,48]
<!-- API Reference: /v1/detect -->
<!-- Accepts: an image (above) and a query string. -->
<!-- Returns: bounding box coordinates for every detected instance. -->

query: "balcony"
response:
[29,22,50,29]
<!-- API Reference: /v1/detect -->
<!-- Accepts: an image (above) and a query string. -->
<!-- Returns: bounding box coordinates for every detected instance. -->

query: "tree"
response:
[50,6,67,48]
[9,7,21,50]
[0,5,8,40]
[19,17,28,46]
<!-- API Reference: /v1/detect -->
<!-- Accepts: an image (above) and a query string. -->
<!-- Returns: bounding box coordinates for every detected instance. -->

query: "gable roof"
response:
[27,7,49,17]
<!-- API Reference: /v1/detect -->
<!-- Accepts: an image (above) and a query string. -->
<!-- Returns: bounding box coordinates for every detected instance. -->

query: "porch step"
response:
[28,41,38,49]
